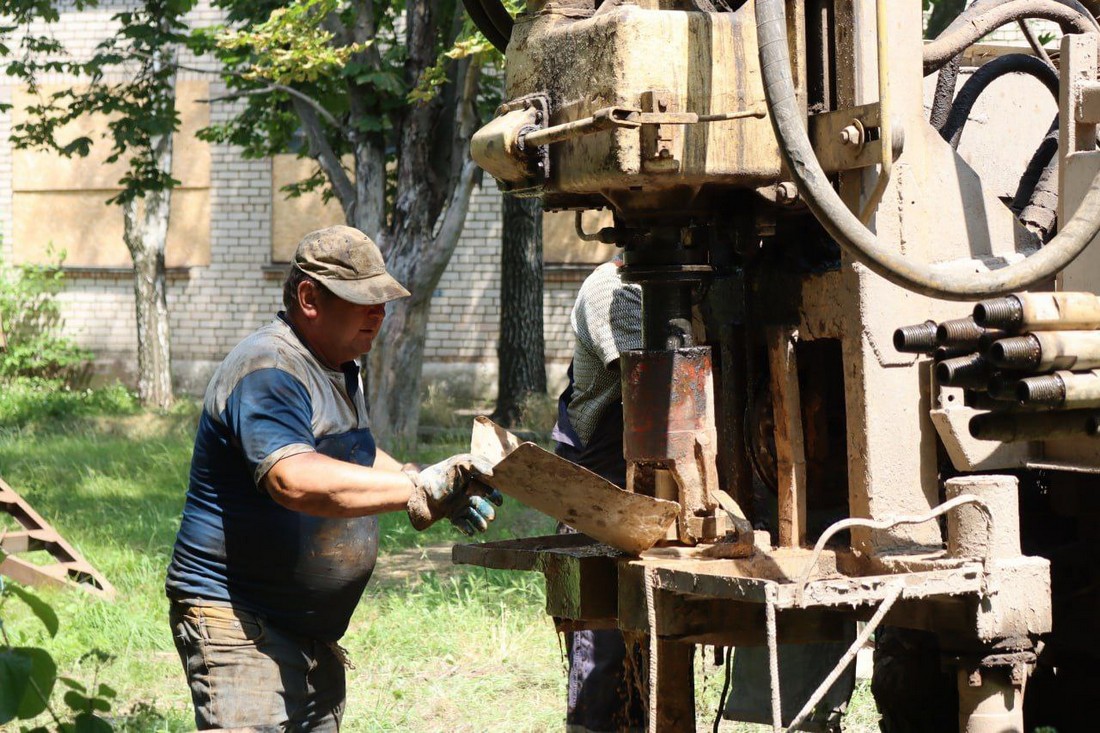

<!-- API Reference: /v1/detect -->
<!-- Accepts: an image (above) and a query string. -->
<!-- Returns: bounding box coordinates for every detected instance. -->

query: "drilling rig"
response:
[454,0,1100,730]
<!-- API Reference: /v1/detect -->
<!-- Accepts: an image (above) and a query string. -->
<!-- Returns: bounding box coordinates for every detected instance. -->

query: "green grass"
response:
[0,401,879,732]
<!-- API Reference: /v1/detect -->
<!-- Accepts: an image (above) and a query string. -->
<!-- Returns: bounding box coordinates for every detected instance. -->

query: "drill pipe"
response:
[936,354,994,389]
[1018,369,1100,408]
[936,317,985,349]
[988,331,1100,372]
[894,320,938,353]
[975,292,1100,331]
[970,409,1100,442]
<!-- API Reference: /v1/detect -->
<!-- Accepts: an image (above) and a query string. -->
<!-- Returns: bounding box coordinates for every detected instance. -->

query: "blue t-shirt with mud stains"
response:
[166,313,378,642]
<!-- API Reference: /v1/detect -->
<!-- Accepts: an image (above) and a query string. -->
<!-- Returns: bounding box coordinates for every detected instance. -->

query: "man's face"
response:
[300,281,387,367]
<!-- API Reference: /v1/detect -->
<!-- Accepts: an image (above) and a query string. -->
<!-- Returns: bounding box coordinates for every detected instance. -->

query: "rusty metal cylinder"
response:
[893,320,938,353]
[1017,369,1100,408]
[989,331,1100,372]
[936,354,992,389]
[936,317,984,348]
[969,409,1099,442]
[975,292,1100,331]
[956,666,1025,733]
[944,475,1021,560]
[621,346,717,462]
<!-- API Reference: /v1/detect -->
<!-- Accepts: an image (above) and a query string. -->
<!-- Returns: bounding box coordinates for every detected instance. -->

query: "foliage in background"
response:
[0,579,117,732]
[194,0,490,445]
[1,0,199,409]
[0,253,92,386]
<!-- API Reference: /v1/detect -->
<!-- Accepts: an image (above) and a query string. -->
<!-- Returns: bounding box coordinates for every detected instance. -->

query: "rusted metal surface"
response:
[0,475,115,599]
[622,347,747,545]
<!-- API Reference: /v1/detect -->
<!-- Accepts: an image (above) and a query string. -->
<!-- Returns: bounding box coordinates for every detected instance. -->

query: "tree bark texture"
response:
[123,92,175,410]
[364,39,481,446]
[124,186,174,410]
[492,195,546,427]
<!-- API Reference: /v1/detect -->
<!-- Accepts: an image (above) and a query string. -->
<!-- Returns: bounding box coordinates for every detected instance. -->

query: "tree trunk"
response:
[367,286,431,449]
[124,192,174,410]
[122,70,175,410]
[492,195,546,427]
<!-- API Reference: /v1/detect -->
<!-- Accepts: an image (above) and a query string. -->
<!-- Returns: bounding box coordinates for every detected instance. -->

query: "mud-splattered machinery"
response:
[456,0,1100,730]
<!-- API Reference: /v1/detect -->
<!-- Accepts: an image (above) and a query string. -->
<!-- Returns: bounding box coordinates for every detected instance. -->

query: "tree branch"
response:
[292,96,357,220]
[421,158,478,292]
[200,84,343,130]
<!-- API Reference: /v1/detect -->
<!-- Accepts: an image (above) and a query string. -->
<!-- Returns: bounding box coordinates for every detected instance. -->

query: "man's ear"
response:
[298,279,324,319]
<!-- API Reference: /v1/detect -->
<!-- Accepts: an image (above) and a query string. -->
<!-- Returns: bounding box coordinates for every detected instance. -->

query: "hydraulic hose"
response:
[460,0,512,53]
[923,0,1099,76]
[756,0,1100,300]
[941,53,1060,149]
[929,54,962,132]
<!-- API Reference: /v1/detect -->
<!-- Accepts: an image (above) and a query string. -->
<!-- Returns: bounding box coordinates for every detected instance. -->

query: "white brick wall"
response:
[0,0,582,399]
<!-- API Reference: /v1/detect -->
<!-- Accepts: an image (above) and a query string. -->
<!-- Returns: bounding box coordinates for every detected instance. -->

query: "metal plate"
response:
[470,418,680,555]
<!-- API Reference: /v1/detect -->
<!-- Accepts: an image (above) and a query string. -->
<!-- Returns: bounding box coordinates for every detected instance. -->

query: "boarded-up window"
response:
[11,81,212,268]
[543,209,618,265]
[271,155,349,263]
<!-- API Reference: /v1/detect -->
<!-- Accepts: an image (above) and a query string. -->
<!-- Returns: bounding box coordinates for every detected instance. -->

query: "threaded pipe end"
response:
[937,317,983,346]
[974,296,1024,329]
[936,353,990,388]
[988,335,1041,369]
[894,320,938,353]
[1018,374,1066,405]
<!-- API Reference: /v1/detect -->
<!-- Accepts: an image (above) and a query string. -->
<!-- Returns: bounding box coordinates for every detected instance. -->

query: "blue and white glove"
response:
[405,454,503,535]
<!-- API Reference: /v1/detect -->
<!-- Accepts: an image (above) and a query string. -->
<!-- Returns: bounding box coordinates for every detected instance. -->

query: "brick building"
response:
[0,0,616,400]
[0,1,1057,400]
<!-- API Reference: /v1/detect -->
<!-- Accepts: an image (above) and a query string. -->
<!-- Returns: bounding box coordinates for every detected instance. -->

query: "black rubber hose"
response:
[929,55,962,132]
[1012,120,1058,208]
[1013,121,1061,241]
[756,0,1100,300]
[461,0,511,52]
[941,53,1060,149]
[480,0,516,50]
[924,0,1099,76]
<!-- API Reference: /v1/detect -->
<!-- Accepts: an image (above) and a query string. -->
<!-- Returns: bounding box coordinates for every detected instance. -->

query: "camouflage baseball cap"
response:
[293,225,411,305]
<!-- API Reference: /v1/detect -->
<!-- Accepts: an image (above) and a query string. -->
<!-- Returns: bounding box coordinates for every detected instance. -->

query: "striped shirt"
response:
[566,261,643,445]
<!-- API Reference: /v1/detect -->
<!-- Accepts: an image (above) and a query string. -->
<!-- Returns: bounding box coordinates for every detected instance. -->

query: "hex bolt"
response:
[776,181,799,204]
[839,124,863,146]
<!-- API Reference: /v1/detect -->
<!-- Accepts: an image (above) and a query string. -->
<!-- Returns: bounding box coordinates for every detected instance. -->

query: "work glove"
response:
[405,453,504,535]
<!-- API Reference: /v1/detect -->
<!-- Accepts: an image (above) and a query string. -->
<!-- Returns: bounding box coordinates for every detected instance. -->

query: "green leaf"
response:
[95,683,116,699]
[59,677,87,692]
[72,713,113,733]
[0,648,56,721]
[0,651,32,724]
[64,690,90,712]
[9,585,59,637]
[16,648,57,720]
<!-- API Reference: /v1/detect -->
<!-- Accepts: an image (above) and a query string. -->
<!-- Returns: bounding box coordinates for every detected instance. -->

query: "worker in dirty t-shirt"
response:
[165,226,502,731]
[552,257,646,732]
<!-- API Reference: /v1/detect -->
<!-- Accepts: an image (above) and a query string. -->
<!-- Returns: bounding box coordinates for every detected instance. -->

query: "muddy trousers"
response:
[170,600,346,731]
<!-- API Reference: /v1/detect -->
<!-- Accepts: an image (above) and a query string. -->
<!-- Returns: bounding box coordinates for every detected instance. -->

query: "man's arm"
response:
[262,452,414,518]
[372,447,406,473]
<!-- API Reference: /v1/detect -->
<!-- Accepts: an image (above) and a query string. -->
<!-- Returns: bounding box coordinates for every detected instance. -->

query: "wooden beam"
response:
[767,327,808,548]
